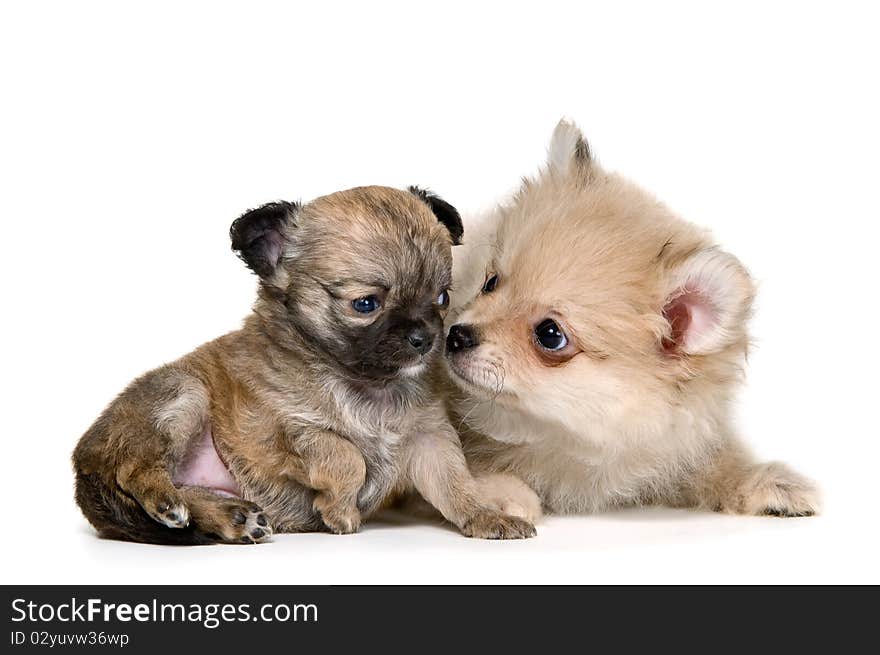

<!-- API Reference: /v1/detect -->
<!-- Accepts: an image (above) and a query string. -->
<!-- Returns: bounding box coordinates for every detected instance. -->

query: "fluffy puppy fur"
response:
[446,121,820,517]
[73,185,536,544]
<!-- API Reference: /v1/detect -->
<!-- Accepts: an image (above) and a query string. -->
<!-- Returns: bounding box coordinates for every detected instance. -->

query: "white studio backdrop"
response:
[1,1,877,584]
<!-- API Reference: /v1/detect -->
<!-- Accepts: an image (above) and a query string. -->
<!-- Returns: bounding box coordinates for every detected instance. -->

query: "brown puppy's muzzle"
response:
[406,325,434,355]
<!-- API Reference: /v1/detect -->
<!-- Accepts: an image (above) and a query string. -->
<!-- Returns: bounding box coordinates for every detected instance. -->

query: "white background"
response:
[1,1,878,584]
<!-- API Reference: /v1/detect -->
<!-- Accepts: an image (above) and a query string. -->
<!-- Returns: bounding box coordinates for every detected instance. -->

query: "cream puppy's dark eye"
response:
[535,319,567,350]
[436,289,450,308]
[482,273,499,293]
[352,295,381,313]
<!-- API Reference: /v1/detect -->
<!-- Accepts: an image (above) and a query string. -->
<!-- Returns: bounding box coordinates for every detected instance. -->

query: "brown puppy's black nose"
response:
[446,324,478,353]
[407,328,433,355]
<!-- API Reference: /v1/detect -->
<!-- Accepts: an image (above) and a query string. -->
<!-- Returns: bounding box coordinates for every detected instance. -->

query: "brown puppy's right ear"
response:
[230,201,299,278]
[408,186,464,245]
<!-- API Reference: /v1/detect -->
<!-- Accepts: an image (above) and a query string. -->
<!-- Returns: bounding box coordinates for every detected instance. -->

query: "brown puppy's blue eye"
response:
[437,289,450,308]
[352,296,380,313]
[482,273,499,293]
[535,319,567,350]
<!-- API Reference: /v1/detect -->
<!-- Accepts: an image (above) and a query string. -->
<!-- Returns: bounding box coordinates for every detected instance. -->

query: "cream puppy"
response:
[445,120,819,517]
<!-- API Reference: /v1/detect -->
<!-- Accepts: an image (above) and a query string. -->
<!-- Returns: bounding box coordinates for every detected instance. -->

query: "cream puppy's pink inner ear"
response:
[662,289,717,354]
[661,248,755,355]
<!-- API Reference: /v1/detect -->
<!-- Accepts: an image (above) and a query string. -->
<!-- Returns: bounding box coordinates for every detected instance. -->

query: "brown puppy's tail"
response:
[74,472,216,546]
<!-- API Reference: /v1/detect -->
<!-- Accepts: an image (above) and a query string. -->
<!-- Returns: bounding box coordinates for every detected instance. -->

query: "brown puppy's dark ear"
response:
[229,201,298,278]
[408,186,463,245]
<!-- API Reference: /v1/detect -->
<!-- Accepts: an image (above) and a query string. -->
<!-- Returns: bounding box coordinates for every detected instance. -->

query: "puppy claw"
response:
[313,496,361,535]
[461,510,536,540]
[147,498,190,529]
[736,462,820,518]
[323,518,360,535]
[763,506,815,518]
[320,511,361,535]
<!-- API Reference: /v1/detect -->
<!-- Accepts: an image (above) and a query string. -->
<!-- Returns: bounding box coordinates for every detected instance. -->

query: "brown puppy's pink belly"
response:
[173,425,241,497]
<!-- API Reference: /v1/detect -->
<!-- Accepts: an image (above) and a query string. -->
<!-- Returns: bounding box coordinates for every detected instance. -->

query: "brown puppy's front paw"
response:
[144,494,190,529]
[461,510,537,540]
[736,462,820,518]
[313,495,361,535]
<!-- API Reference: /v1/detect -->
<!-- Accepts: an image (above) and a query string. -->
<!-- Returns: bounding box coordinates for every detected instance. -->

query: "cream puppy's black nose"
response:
[447,324,479,352]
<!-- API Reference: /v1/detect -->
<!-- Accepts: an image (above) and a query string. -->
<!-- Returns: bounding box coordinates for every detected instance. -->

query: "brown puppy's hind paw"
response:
[461,510,537,540]
[183,492,273,544]
[228,501,273,544]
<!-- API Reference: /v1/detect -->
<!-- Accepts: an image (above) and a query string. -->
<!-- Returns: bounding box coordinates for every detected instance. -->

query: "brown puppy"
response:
[73,186,536,544]
[447,121,819,518]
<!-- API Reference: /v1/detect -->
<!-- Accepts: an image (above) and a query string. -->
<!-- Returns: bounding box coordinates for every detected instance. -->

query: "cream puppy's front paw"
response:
[461,510,536,539]
[735,462,820,517]
[475,473,543,524]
